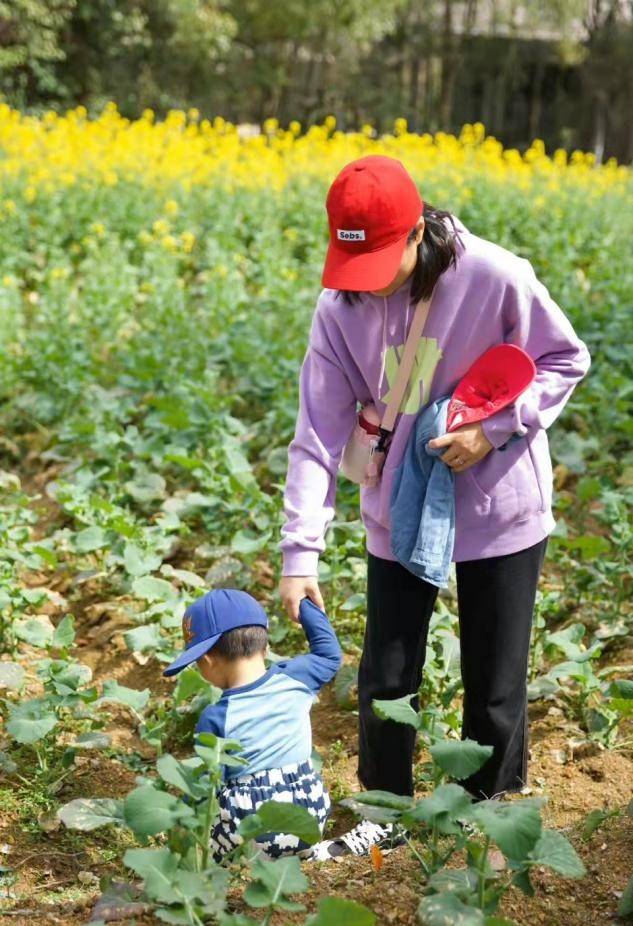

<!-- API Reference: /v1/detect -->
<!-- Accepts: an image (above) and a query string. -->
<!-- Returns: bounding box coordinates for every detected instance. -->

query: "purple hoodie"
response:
[279,216,590,576]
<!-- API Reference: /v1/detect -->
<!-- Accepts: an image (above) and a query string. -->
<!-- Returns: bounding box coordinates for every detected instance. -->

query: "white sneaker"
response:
[307,820,404,861]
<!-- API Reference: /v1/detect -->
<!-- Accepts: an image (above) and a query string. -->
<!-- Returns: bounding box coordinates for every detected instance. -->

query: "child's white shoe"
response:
[307,820,404,861]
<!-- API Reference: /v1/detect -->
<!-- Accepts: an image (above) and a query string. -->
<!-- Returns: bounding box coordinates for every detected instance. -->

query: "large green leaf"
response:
[417,892,485,925]
[169,868,227,909]
[372,694,421,729]
[429,739,493,779]
[123,543,162,577]
[173,668,216,704]
[238,800,321,845]
[6,700,57,744]
[528,829,586,877]
[125,472,166,503]
[14,617,54,648]
[581,808,615,840]
[306,896,377,925]
[58,798,125,831]
[0,661,25,690]
[426,868,476,898]
[348,790,415,812]
[98,679,150,712]
[52,615,76,649]
[404,784,473,835]
[74,525,108,553]
[231,529,269,554]
[123,785,185,837]
[124,623,163,653]
[123,847,179,905]
[243,856,308,910]
[156,754,199,797]
[609,679,633,699]
[470,799,543,860]
[132,575,178,602]
[334,664,358,710]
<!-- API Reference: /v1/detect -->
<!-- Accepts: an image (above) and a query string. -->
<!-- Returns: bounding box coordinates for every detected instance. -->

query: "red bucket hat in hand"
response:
[322,155,423,291]
[447,344,537,433]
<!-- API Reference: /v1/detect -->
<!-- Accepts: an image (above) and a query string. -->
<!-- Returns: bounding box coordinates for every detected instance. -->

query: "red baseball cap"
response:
[447,345,537,432]
[322,155,423,291]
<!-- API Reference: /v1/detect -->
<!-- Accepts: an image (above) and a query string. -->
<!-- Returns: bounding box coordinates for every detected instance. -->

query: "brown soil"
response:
[1,480,631,924]
[2,681,631,926]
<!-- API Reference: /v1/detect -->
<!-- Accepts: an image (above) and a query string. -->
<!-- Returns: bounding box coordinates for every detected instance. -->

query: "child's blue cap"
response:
[162,588,268,677]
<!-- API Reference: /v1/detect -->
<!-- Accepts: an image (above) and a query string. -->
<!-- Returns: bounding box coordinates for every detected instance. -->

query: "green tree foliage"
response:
[0,0,632,159]
[0,0,75,105]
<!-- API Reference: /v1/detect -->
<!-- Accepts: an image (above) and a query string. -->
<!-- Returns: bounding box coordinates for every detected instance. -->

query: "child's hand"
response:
[279,576,324,622]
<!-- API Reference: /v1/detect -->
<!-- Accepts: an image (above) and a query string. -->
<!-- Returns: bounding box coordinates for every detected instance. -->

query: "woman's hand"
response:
[428,422,494,473]
[279,576,324,623]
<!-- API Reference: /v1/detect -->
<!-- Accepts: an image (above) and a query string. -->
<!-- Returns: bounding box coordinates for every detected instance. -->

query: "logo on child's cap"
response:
[182,614,194,644]
[163,588,268,678]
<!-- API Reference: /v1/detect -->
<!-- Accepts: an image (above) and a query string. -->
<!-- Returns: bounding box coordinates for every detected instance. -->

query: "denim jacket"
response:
[390,397,454,588]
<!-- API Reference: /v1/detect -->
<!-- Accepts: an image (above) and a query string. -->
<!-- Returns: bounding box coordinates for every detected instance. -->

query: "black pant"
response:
[357,539,547,799]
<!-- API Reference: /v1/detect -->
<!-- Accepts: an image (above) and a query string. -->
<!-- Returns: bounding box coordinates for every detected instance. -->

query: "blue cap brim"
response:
[162,634,221,677]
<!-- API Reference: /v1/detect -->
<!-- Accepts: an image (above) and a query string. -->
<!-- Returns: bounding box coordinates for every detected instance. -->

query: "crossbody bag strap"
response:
[380,297,432,435]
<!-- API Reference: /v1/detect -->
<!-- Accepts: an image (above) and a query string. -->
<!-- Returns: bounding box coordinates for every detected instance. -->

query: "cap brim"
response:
[162,634,221,678]
[321,231,410,291]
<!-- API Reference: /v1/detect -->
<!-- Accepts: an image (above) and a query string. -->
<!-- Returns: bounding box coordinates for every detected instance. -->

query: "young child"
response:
[162,587,342,861]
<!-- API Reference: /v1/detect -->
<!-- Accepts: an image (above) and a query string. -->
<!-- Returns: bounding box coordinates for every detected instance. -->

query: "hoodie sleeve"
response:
[279,300,358,577]
[481,260,591,450]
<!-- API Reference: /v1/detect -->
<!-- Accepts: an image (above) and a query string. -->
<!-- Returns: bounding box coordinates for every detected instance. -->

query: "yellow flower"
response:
[180,231,196,252]
[0,103,625,210]
[161,234,178,252]
[152,218,171,236]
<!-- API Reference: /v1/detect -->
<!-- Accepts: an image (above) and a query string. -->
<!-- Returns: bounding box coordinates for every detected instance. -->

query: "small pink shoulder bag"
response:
[340,297,432,487]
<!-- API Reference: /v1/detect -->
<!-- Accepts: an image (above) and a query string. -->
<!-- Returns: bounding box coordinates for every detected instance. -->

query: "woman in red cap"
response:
[278,155,590,857]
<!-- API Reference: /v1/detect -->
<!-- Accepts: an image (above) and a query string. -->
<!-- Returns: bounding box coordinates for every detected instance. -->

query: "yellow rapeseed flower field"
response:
[0,104,629,202]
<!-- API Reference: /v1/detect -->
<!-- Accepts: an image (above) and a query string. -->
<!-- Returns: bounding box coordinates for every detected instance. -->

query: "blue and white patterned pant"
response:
[211,758,330,862]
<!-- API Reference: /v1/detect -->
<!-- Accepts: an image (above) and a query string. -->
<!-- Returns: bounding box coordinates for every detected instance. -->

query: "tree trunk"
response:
[592,91,607,163]
[439,0,455,128]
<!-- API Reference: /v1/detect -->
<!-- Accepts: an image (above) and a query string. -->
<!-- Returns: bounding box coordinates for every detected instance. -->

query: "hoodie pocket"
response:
[456,436,545,529]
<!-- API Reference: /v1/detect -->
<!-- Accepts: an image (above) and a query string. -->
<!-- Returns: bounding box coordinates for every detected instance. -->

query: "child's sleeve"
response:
[276,597,343,694]
[195,700,228,739]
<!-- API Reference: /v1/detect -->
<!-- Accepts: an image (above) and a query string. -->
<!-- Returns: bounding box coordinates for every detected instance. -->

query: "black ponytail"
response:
[336,203,459,305]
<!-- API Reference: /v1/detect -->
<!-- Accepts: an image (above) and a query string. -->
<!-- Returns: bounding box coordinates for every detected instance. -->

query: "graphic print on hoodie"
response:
[381,337,444,414]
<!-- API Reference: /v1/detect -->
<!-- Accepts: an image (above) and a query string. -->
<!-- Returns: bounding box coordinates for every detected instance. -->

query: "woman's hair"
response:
[336,204,459,305]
